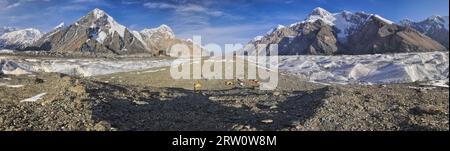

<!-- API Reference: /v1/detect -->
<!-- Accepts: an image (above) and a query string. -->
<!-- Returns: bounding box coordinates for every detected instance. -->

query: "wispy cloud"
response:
[47,4,89,11]
[121,0,140,5]
[72,0,103,3]
[6,2,21,9]
[143,2,225,17]
[143,2,177,9]
[0,0,53,11]
[139,0,250,44]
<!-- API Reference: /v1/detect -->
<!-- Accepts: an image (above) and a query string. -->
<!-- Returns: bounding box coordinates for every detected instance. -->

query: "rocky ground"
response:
[0,68,448,131]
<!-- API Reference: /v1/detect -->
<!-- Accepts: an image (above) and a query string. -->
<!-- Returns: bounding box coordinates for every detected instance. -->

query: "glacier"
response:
[1,52,448,86]
[0,57,174,77]
[276,52,449,85]
[246,51,448,85]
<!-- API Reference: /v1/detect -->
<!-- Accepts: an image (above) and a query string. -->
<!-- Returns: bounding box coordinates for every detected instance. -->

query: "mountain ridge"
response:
[400,15,449,48]
[247,7,447,55]
[1,7,448,56]
[22,8,194,56]
[0,28,43,50]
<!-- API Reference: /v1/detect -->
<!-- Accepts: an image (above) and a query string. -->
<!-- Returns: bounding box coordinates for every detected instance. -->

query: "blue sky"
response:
[0,0,449,45]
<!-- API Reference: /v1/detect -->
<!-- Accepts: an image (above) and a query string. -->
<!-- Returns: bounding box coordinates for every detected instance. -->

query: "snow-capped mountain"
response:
[271,7,388,42]
[0,28,42,49]
[30,8,193,56]
[140,24,175,40]
[136,24,184,55]
[248,7,446,55]
[400,16,449,48]
[32,8,149,55]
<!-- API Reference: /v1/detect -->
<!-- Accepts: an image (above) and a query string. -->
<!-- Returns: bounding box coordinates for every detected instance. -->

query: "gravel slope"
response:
[1,71,448,131]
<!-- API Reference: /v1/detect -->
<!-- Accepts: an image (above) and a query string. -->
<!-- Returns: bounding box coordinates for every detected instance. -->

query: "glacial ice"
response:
[276,52,449,85]
[0,57,173,77]
[1,52,449,86]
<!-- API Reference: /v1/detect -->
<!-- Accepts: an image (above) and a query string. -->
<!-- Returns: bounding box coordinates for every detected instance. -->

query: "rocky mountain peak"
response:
[266,24,286,35]
[27,8,150,54]
[425,15,449,29]
[305,7,336,26]
[309,7,332,17]
[245,8,447,55]
[75,8,127,41]
[427,15,444,22]
[141,24,175,39]
[22,8,192,56]
[90,8,108,19]
[400,15,449,48]
[399,19,414,25]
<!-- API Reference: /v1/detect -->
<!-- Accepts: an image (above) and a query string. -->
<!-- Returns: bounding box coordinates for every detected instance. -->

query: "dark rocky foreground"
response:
[0,73,448,131]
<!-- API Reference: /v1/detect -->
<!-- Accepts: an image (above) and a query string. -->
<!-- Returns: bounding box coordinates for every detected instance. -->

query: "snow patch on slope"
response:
[106,16,126,38]
[95,31,107,44]
[373,15,394,24]
[87,8,127,40]
[20,93,47,103]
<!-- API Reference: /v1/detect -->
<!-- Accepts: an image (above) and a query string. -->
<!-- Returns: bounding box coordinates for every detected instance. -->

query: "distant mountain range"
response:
[245,7,448,55]
[1,7,449,56]
[0,8,193,56]
[400,15,449,48]
[0,28,42,49]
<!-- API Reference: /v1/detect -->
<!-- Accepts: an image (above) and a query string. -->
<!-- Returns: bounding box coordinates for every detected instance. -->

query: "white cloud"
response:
[6,2,21,9]
[143,2,177,9]
[143,2,224,17]
[176,4,206,12]
[0,0,51,10]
